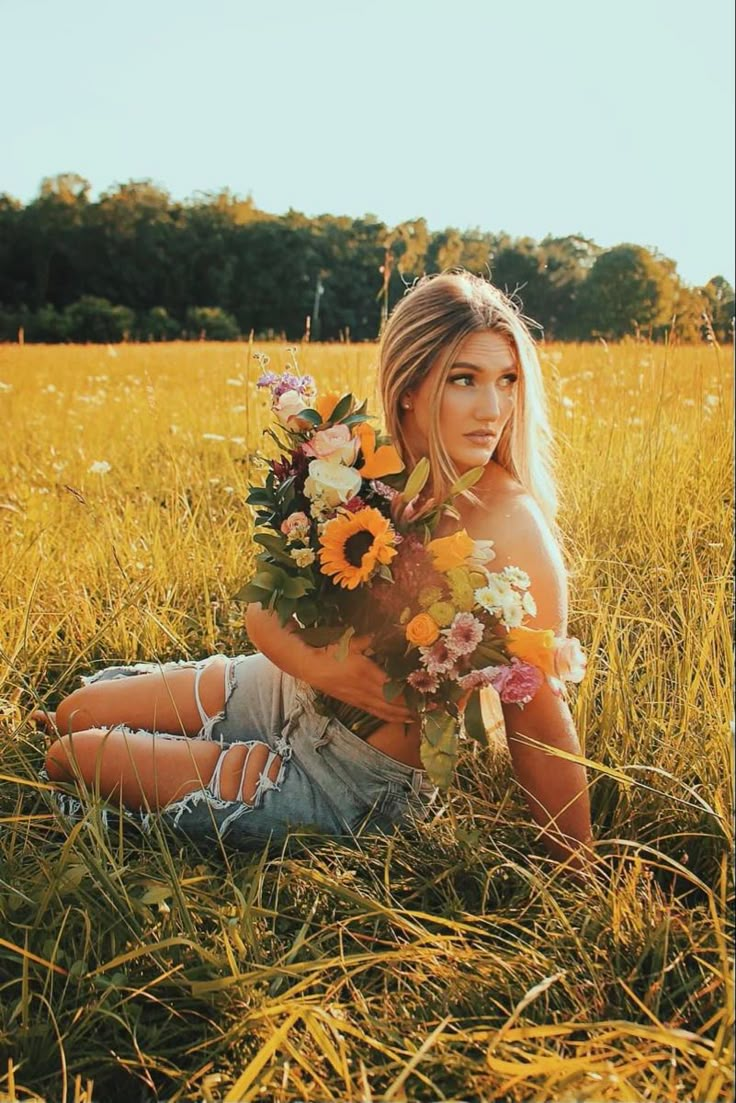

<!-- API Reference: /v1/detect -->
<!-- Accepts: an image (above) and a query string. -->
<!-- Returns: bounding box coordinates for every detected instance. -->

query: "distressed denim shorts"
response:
[65,652,438,851]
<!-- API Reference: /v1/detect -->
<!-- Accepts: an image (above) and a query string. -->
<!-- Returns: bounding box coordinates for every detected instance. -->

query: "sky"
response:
[2,0,734,288]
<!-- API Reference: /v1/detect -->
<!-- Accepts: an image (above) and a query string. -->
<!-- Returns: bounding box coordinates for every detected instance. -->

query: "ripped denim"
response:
[56,652,438,851]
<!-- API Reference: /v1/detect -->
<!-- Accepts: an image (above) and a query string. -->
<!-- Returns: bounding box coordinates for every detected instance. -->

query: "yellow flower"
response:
[318,507,396,590]
[427,601,456,627]
[405,613,440,647]
[506,626,557,675]
[426,529,476,573]
[446,567,475,612]
[355,421,404,479]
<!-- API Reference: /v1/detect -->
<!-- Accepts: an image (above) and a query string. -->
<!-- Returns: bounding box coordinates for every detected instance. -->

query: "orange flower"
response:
[505,626,556,675]
[355,422,404,479]
[426,530,476,573]
[315,391,341,423]
[405,613,440,647]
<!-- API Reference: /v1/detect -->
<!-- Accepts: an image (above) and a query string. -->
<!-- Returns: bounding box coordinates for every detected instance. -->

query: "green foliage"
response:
[64,295,135,343]
[0,175,730,343]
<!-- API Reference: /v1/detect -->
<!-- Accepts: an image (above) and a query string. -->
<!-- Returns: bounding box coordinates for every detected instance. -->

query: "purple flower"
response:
[489,659,543,706]
[446,612,484,657]
[407,669,440,693]
[257,370,279,390]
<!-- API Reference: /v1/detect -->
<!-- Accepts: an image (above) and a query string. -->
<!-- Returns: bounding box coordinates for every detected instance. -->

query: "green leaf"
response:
[334,626,355,661]
[420,710,458,790]
[463,690,487,745]
[298,408,322,425]
[401,456,430,502]
[329,393,354,424]
[341,413,371,428]
[448,465,485,498]
[246,488,274,506]
[382,679,404,703]
[280,575,315,599]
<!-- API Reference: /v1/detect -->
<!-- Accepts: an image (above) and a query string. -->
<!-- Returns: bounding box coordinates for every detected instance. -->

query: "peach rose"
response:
[553,636,587,682]
[274,389,310,429]
[303,424,359,465]
[426,529,476,574]
[405,613,440,647]
[505,626,557,676]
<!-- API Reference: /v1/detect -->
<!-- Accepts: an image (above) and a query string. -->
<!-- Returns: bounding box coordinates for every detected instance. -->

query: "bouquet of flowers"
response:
[237,353,586,790]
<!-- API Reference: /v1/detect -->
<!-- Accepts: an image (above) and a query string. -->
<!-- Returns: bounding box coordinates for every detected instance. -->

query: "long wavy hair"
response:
[378,270,564,551]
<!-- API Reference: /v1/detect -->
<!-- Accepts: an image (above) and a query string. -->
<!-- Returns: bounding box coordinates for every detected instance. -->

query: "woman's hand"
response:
[301,634,414,725]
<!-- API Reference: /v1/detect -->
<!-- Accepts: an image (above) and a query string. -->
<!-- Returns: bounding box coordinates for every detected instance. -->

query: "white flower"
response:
[303,459,361,508]
[498,593,524,628]
[290,547,316,568]
[469,539,496,568]
[202,433,226,441]
[0,381,12,392]
[474,574,513,615]
[501,566,531,590]
[705,394,719,407]
[226,377,244,386]
[88,460,111,475]
[521,590,537,617]
[231,405,247,414]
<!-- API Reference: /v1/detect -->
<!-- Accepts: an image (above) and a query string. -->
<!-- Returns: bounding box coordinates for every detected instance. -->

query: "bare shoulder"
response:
[465,478,568,633]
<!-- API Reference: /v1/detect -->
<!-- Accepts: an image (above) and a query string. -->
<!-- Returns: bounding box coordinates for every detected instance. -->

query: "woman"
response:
[40,272,593,870]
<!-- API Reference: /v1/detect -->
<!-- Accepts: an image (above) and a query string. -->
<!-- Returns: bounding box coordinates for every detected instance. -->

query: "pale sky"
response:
[2,0,734,287]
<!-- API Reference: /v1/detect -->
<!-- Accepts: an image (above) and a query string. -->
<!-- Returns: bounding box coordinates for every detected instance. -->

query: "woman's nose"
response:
[475,386,501,420]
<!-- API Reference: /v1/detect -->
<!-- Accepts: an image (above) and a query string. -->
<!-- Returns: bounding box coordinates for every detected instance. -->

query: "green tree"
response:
[576,244,680,340]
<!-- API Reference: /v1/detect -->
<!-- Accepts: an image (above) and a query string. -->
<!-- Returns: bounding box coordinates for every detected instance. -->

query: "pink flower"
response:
[280,511,310,538]
[420,638,458,677]
[303,424,359,465]
[407,669,440,693]
[553,636,587,682]
[457,666,500,692]
[489,659,543,706]
[446,612,484,657]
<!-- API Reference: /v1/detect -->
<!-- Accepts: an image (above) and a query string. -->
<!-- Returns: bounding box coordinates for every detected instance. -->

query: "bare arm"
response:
[469,495,594,869]
[244,603,413,725]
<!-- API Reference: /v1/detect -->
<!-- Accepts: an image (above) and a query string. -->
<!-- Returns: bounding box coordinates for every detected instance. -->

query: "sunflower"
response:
[318,507,397,589]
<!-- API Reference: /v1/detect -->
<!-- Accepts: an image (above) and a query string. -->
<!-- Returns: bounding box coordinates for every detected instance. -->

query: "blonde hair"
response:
[379,270,564,549]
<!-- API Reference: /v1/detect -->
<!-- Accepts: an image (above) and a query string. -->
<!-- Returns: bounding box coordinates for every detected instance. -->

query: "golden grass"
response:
[0,338,733,1102]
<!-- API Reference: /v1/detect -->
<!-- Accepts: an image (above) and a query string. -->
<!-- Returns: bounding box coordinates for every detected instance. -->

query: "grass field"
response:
[0,338,733,1102]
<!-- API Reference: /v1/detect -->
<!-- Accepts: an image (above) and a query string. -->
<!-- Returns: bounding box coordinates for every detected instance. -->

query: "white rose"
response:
[303,459,362,507]
[274,389,309,428]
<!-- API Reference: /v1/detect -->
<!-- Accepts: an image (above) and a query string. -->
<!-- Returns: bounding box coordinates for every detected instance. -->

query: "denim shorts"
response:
[70,652,438,851]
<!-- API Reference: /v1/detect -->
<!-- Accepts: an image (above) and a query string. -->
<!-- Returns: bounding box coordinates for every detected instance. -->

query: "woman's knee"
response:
[55,688,98,736]
[45,729,106,782]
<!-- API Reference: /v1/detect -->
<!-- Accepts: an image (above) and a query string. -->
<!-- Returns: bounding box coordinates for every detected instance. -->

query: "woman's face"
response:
[402,329,519,473]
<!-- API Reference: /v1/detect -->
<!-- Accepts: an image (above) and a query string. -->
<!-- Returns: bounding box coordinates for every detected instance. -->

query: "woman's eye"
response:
[449,374,473,386]
[501,373,519,387]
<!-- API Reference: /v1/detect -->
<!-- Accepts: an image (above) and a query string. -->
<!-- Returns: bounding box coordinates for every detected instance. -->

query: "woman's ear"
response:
[400,393,414,412]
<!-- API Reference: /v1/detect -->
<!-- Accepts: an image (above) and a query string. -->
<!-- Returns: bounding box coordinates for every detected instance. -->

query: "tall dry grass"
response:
[0,338,733,1102]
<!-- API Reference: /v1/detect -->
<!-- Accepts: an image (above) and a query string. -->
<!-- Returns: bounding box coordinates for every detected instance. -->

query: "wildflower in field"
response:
[202,433,226,441]
[88,460,111,475]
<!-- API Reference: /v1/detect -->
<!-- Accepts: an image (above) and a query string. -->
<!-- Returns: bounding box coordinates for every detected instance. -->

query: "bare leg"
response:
[45,728,282,811]
[51,659,228,739]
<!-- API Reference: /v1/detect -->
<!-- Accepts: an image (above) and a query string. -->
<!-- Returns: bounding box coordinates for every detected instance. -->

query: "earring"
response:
[401,397,413,411]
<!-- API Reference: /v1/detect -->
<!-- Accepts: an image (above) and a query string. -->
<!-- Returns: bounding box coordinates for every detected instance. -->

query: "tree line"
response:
[0,174,732,344]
